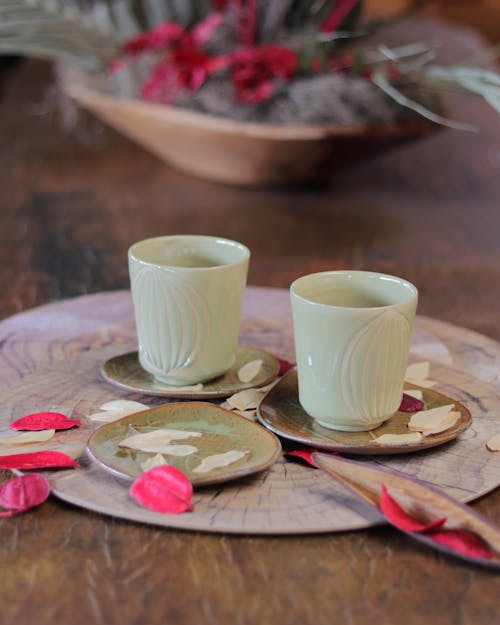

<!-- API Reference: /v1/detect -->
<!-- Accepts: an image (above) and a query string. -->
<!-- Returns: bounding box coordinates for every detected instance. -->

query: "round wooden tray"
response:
[0,287,498,534]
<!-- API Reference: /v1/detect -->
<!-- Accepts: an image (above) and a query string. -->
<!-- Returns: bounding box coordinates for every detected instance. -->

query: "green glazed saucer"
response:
[87,401,282,487]
[101,345,279,398]
[257,369,471,455]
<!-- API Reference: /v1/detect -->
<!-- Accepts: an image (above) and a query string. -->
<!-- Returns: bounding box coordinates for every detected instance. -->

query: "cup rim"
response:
[290,270,418,311]
[128,234,250,271]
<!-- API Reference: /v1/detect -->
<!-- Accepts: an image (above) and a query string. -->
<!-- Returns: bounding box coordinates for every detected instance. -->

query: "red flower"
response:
[141,48,229,104]
[122,21,184,55]
[230,45,298,103]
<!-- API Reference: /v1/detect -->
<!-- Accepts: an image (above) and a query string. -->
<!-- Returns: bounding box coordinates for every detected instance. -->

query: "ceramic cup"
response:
[290,270,418,431]
[128,235,250,386]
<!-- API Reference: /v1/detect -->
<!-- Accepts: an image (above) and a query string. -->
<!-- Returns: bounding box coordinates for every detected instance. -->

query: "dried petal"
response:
[370,432,423,446]
[10,412,80,431]
[405,361,436,387]
[408,405,455,432]
[422,411,460,436]
[278,358,294,376]
[399,393,424,413]
[0,473,50,516]
[405,389,423,400]
[130,465,193,514]
[88,410,129,422]
[119,429,202,454]
[405,361,430,380]
[140,453,168,472]
[428,529,492,559]
[379,485,446,533]
[0,451,78,470]
[0,430,55,445]
[486,433,500,452]
[89,400,149,423]
[193,450,248,474]
[227,388,263,411]
[100,400,149,413]
[237,359,263,383]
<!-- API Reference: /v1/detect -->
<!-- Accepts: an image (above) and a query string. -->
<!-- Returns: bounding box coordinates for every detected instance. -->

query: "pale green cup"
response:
[128,235,250,386]
[290,270,418,431]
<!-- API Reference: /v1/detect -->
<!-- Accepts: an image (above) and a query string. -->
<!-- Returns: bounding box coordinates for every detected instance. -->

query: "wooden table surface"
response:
[1,18,499,625]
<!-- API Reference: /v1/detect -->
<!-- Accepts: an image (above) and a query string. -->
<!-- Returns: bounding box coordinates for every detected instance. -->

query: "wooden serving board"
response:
[0,287,498,535]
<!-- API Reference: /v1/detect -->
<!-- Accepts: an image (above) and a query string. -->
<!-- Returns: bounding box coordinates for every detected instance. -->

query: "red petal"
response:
[130,466,193,514]
[379,485,447,533]
[398,394,424,413]
[278,358,294,376]
[285,449,318,467]
[0,451,78,470]
[0,473,50,515]
[10,412,81,431]
[428,529,493,560]
[285,448,340,468]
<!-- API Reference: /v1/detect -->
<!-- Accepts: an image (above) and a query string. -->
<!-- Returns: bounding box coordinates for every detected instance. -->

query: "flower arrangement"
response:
[1,0,499,127]
[1,1,498,184]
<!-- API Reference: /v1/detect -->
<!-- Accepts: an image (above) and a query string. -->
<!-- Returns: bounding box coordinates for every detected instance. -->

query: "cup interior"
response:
[129,235,249,269]
[291,271,417,309]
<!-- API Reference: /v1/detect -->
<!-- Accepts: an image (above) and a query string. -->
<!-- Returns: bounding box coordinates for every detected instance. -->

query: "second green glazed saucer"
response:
[257,369,472,455]
[87,401,282,487]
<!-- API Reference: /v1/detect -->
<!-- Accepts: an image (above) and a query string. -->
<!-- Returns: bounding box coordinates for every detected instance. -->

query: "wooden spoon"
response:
[313,452,500,569]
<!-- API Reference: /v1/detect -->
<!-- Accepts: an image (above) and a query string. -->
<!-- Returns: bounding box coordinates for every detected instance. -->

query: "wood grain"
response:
[0,289,498,536]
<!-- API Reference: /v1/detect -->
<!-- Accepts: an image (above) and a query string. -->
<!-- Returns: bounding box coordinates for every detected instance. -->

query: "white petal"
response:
[238,359,263,383]
[193,450,249,474]
[140,453,168,472]
[405,361,430,380]
[227,389,263,411]
[408,405,455,432]
[119,428,202,451]
[370,432,423,445]
[100,400,148,413]
[485,433,500,451]
[0,429,55,445]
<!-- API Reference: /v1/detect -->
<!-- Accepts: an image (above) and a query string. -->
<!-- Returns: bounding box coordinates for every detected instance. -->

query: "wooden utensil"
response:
[313,453,500,569]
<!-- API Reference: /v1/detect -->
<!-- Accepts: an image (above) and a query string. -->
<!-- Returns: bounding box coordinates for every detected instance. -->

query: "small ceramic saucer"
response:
[257,369,471,455]
[87,401,282,487]
[101,345,279,398]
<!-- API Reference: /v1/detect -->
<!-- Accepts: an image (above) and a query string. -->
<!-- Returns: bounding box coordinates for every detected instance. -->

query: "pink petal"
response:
[0,451,79,470]
[278,358,294,376]
[10,412,81,431]
[399,394,424,413]
[379,485,447,533]
[0,473,50,515]
[428,529,493,560]
[130,466,193,514]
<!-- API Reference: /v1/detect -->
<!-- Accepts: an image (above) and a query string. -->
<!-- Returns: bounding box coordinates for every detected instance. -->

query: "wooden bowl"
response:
[66,81,435,187]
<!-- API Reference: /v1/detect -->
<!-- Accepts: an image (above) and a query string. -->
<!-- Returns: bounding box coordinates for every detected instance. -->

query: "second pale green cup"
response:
[129,235,250,386]
[290,270,418,431]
